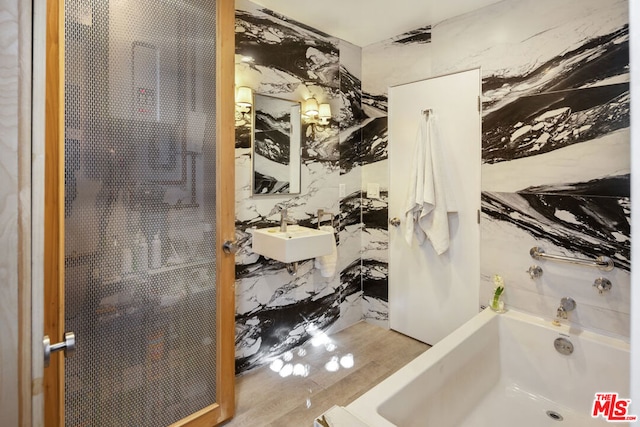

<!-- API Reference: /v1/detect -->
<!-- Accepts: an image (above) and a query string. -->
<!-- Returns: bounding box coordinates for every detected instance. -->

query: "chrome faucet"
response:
[556,297,576,320]
[279,208,296,232]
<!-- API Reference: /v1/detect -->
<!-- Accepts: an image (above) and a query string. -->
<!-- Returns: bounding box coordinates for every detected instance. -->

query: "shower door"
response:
[43,0,235,426]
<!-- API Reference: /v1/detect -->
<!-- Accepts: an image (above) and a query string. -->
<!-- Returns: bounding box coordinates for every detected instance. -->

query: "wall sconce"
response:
[303,97,332,135]
[303,97,319,118]
[236,86,253,112]
[318,103,331,126]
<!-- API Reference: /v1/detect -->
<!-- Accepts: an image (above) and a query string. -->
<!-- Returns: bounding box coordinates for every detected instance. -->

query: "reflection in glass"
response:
[63,0,218,425]
[252,94,302,195]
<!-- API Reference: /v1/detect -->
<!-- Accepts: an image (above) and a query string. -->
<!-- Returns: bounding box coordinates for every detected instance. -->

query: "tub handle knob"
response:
[593,277,612,294]
[526,265,543,279]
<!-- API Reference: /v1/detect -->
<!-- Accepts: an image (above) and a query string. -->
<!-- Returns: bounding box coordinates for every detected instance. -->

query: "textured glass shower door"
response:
[44,0,235,425]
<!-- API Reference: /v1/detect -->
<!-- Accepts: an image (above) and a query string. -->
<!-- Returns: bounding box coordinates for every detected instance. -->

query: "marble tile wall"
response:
[362,0,630,338]
[437,0,630,338]
[234,0,630,374]
[234,0,363,373]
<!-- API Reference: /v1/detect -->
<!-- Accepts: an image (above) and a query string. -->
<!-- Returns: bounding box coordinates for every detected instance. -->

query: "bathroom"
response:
[0,0,638,425]
[233,0,634,423]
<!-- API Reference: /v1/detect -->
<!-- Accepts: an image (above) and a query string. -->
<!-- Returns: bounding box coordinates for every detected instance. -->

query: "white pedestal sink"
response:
[252,225,333,263]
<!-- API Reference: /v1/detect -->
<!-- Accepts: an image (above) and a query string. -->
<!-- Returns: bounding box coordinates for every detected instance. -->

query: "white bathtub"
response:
[345,308,631,427]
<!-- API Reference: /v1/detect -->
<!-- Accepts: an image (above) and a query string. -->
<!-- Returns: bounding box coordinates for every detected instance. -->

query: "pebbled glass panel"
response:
[63,0,217,425]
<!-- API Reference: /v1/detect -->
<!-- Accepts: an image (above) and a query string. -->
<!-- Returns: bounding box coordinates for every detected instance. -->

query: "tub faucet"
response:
[279,208,296,232]
[556,297,576,320]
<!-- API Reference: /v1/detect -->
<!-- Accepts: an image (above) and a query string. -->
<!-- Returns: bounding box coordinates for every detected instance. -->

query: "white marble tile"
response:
[361,160,388,192]
[480,202,630,338]
[339,39,362,82]
[362,27,432,97]
[431,0,628,79]
[482,129,630,192]
[362,297,389,329]
[234,1,365,373]
[328,292,364,335]
[337,224,361,272]
[481,283,631,340]
[361,228,388,262]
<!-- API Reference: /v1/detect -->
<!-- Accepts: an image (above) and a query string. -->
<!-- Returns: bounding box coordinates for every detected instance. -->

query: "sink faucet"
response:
[279,208,296,232]
[556,297,576,320]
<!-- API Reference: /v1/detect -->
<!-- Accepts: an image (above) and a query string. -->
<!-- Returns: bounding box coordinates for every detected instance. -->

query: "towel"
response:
[404,113,457,254]
[314,226,337,277]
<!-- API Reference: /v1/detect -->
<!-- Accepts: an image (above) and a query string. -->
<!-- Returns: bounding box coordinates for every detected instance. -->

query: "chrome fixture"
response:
[43,331,76,368]
[317,209,335,229]
[593,277,612,294]
[546,410,564,421]
[553,337,574,356]
[530,246,614,271]
[526,265,543,279]
[279,208,297,232]
[222,240,239,254]
[556,297,576,320]
[286,262,298,276]
[389,217,401,227]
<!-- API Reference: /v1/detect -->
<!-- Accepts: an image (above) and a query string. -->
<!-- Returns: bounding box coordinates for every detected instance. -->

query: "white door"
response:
[388,68,481,345]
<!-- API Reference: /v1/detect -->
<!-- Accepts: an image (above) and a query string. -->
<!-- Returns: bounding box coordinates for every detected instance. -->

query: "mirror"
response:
[252,94,302,196]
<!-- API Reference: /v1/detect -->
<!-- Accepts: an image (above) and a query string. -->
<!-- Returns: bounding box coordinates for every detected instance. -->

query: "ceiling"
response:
[248,0,504,47]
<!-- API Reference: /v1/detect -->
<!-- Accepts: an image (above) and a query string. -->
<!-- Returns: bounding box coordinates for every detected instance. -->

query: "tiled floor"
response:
[222,321,430,427]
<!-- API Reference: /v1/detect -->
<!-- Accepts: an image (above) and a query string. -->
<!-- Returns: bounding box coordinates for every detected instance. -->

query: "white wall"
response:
[0,0,32,424]
[629,0,639,410]
[0,0,21,421]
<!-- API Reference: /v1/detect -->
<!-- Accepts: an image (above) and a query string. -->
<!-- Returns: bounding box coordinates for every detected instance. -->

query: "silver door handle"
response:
[43,331,76,368]
[389,217,401,227]
[222,240,239,254]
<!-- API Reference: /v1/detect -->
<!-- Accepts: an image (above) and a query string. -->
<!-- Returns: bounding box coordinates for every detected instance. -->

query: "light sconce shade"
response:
[236,86,253,108]
[303,97,319,117]
[318,103,331,125]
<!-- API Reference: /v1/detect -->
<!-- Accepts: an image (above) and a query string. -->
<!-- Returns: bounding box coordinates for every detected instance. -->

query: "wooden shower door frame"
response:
[42,0,236,425]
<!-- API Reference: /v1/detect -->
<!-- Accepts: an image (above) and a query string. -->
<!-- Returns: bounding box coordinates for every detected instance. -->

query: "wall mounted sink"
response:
[252,225,333,263]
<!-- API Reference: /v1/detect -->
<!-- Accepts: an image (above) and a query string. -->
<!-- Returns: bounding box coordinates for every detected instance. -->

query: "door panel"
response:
[388,69,481,345]
[44,0,235,425]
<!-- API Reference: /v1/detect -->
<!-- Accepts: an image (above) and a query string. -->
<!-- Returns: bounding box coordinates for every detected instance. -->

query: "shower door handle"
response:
[389,217,401,227]
[43,331,76,368]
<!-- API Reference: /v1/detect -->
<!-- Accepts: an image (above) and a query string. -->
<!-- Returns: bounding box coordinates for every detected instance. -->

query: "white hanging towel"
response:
[404,112,457,254]
[314,226,338,277]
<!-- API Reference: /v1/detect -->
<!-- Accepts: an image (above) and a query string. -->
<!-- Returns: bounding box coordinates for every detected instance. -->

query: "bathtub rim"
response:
[346,308,498,426]
[345,308,631,427]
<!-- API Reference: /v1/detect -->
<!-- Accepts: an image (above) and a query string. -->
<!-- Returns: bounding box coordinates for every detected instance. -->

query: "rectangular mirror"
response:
[252,94,302,195]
